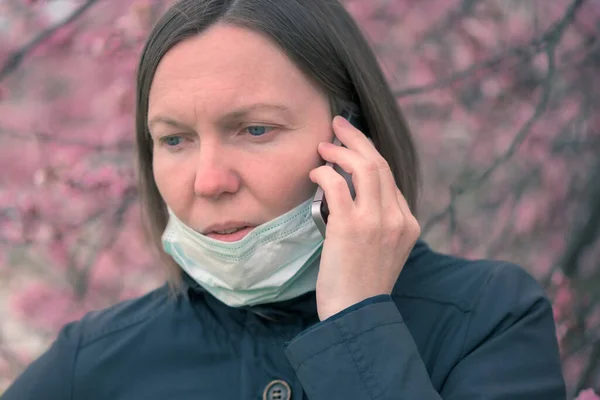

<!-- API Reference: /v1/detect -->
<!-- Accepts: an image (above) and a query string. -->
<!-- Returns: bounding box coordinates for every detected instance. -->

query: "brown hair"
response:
[134,0,421,289]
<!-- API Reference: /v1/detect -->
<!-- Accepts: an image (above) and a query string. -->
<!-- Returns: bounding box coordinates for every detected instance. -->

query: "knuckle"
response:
[386,212,420,239]
[332,174,349,192]
[360,159,379,172]
[376,157,390,170]
[389,216,406,238]
[384,210,402,228]
[314,165,330,176]
[354,209,378,229]
[408,217,421,237]
[393,213,406,230]
[364,220,381,235]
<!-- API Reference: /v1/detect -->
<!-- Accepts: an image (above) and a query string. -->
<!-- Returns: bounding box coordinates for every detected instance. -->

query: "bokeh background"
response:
[0,0,599,398]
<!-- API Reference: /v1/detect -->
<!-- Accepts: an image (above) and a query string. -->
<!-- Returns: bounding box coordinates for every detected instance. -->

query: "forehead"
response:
[148,24,317,114]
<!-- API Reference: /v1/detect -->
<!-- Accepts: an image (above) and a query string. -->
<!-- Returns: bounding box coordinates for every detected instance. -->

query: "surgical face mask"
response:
[161,198,324,307]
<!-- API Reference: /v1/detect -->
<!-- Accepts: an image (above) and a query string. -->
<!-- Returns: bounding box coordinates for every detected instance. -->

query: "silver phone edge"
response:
[310,136,345,239]
[311,194,327,238]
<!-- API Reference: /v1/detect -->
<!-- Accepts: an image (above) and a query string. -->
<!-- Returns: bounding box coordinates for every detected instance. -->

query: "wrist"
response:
[318,293,392,321]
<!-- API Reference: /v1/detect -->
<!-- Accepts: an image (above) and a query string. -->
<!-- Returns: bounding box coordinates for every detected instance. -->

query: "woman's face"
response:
[148,23,333,240]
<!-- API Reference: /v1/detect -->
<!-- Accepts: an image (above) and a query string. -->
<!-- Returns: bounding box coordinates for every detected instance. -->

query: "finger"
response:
[395,187,412,216]
[395,187,420,238]
[378,163,402,213]
[392,187,421,241]
[317,141,381,210]
[332,116,397,208]
[332,115,380,160]
[309,165,355,215]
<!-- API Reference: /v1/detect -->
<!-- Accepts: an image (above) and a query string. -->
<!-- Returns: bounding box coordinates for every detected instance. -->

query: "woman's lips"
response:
[205,226,255,242]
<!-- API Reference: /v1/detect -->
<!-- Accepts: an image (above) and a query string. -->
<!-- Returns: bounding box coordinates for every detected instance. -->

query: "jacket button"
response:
[263,379,291,400]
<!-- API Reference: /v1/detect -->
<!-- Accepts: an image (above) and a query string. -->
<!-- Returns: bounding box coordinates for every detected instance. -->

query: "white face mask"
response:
[161,198,324,307]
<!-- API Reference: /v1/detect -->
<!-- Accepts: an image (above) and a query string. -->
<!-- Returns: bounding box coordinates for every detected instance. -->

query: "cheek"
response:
[152,163,172,209]
[256,145,323,210]
[293,151,323,196]
[152,153,193,210]
[279,127,332,199]
[152,153,168,195]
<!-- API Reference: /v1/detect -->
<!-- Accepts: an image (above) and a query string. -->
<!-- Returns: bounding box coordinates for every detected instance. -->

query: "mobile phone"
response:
[311,109,365,238]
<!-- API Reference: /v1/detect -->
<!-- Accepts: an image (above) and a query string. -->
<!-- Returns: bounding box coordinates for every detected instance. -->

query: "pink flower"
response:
[575,389,600,400]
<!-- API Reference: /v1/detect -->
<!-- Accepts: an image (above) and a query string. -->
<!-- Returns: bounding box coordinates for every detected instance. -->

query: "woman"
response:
[3,0,566,399]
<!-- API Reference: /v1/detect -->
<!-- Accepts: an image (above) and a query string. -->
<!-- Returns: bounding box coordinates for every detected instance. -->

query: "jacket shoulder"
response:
[394,241,547,313]
[77,283,173,347]
[1,285,174,399]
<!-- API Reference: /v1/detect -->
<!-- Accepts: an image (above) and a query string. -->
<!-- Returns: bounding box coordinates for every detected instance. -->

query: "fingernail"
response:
[334,115,350,128]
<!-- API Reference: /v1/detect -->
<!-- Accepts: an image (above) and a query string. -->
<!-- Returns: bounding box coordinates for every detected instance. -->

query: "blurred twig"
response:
[68,189,137,300]
[541,160,600,289]
[422,47,556,235]
[0,187,137,296]
[394,0,586,98]
[484,168,541,259]
[575,342,600,396]
[551,159,600,396]
[0,127,134,152]
[0,0,100,83]
[0,333,25,377]
[421,0,584,236]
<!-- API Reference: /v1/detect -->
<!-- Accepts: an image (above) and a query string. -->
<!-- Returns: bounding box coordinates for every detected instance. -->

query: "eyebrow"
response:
[147,103,293,132]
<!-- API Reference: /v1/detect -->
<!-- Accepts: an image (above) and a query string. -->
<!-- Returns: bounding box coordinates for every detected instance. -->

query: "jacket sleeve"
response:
[1,321,79,399]
[284,263,566,400]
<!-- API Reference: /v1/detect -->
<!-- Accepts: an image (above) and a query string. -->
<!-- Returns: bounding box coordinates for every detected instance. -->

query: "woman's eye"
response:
[245,126,273,137]
[162,136,182,147]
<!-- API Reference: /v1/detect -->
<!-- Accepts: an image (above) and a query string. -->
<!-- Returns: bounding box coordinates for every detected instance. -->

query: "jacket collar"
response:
[181,239,430,322]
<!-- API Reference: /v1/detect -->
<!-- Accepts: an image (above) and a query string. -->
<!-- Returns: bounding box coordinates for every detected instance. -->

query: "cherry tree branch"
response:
[483,168,541,259]
[0,127,134,152]
[421,0,584,236]
[394,0,586,98]
[0,333,26,377]
[0,187,137,294]
[560,163,600,279]
[563,321,600,359]
[549,162,600,397]
[0,0,100,83]
[574,342,600,396]
[421,46,556,235]
[68,189,137,300]
[539,158,600,291]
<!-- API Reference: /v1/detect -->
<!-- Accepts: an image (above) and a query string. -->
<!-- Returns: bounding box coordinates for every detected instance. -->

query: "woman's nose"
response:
[193,144,240,200]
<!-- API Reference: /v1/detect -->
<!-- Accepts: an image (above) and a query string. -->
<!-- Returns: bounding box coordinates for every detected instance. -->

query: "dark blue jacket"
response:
[2,241,566,399]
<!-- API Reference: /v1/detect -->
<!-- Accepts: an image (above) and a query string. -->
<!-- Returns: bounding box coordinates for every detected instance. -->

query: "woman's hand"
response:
[310,116,421,321]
